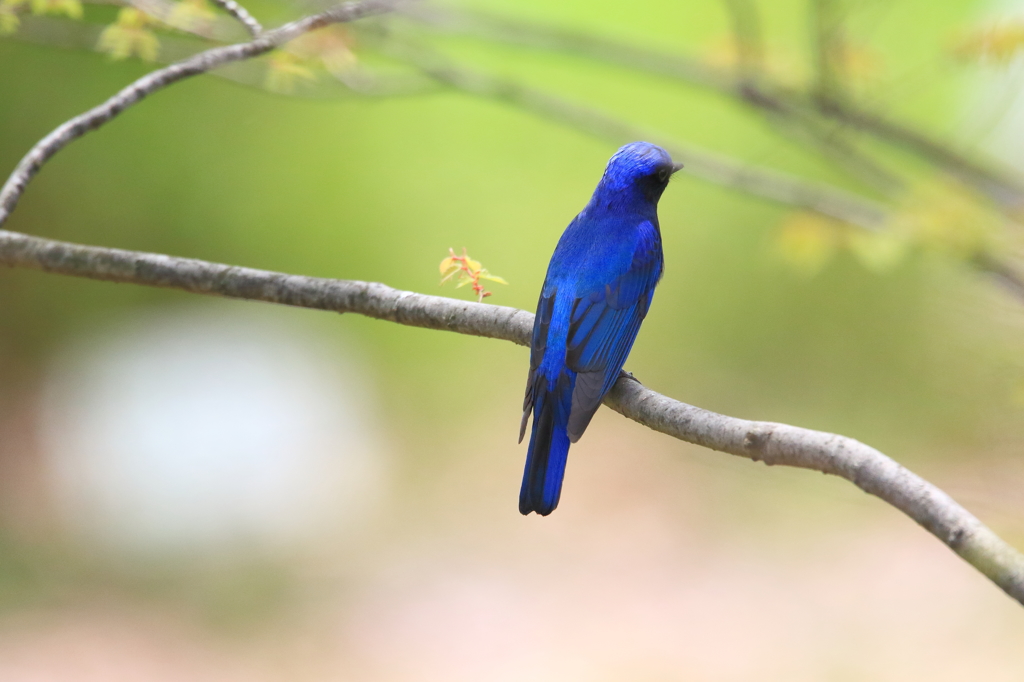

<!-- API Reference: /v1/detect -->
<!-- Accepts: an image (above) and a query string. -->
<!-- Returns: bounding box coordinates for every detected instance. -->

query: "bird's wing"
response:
[564,254,661,442]
[520,289,555,443]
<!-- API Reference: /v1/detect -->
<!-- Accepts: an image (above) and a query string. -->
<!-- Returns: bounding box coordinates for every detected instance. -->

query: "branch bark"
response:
[1,225,1022,606]
[207,0,263,37]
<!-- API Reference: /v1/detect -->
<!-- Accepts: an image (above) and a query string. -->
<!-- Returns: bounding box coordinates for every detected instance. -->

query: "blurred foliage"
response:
[97,7,160,61]
[1,0,1022,437]
[0,0,82,34]
[2,0,1024,631]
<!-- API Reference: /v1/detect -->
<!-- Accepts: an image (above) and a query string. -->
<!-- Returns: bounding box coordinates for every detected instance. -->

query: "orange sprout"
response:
[439,247,507,303]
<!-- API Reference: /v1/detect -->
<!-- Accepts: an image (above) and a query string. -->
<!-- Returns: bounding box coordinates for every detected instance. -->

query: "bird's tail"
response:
[519,371,573,516]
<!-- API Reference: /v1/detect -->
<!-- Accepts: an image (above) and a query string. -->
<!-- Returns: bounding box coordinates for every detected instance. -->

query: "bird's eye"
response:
[656,167,671,182]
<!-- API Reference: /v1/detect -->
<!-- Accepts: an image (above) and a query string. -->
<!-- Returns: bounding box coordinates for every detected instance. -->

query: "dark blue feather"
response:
[518,142,678,516]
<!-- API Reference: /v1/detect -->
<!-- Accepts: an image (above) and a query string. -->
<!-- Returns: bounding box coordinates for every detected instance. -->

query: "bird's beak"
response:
[671,161,685,174]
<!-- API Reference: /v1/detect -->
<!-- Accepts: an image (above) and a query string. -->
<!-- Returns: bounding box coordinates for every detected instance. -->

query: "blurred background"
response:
[3,0,1024,678]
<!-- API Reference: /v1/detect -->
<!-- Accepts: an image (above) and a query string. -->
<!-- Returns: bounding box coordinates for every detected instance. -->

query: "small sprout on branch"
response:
[439,247,507,302]
[98,8,160,62]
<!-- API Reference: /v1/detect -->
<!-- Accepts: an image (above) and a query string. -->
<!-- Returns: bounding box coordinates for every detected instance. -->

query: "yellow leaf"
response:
[464,257,482,273]
[439,257,454,275]
[478,273,508,285]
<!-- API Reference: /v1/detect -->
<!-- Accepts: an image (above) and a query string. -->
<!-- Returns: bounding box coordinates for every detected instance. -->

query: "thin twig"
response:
[1,225,1022,607]
[0,0,403,227]
[721,0,764,85]
[811,0,847,105]
[404,6,1024,210]
[5,17,1023,302]
[7,15,437,98]
[207,0,263,37]
[384,43,892,229]
[719,0,903,196]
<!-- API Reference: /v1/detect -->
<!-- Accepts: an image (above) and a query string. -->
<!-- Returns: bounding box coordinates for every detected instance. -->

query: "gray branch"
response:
[0,0,403,228]
[207,0,263,37]
[1,225,1022,607]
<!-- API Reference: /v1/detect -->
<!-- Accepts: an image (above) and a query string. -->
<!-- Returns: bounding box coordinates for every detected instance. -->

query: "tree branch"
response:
[207,0,263,37]
[1,225,1022,607]
[386,48,1024,303]
[721,0,764,85]
[383,43,892,230]
[811,0,847,105]
[404,6,1024,210]
[0,0,403,228]
[718,0,904,196]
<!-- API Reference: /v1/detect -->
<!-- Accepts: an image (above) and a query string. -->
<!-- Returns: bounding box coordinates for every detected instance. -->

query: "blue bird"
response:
[519,142,682,516]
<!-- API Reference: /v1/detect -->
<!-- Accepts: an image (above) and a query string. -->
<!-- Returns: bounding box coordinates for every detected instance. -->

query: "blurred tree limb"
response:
[4,7,1024,298]
[0,8,892,230]
[811,0,848,105]
[404,5,1024,211]
[1,225,1023,607]
[2,0,1024,610]
[386,42,892,228]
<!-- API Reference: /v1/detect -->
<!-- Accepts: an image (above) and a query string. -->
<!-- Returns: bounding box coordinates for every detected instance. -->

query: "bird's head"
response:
[597,142,684,204]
